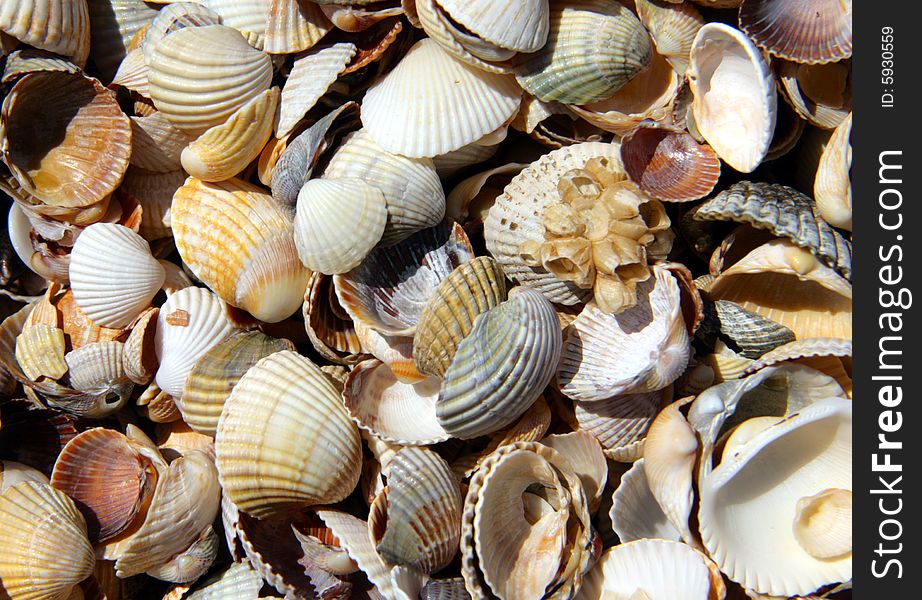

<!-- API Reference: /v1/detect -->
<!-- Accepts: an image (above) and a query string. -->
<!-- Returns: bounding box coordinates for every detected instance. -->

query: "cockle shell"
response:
[635,0,703,75]
[172,176,310,323]
[540,431,608,512]
[118,167,184,241]
[198,0,269,48]
[699,300,796,359]
[437,0,549,53]
[0,0,90,66]
[814,112,852,231]
[215,350,362,518]
[184,561,263,600]
[111,46,150,96]
[129,112,195,174]
[0,481,95,600]
[1,48,82,85]
[64,341,133,406]
[739,0,852,64]
[146,525,219,584]
[621,123,720,202]
[777,59,851,132]
[0,462,48,494]
[87,0,159,81]
[264,0,333,55]
[610,458,682,544]
[415,0,514,75]
[688,23,776,173]
[303,271,365,364]
[15,323,67,381]
[141,2,223,65]
[573,387,667,462]
[276,42,357,138]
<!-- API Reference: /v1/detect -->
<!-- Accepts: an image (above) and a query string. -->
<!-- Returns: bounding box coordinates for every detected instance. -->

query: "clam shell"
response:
[540,431,608,512]
[111,47,149,96]
[0,72,132,208]
[437,0,548,53]
[124,307,158,385]
[688,23,776,173]
[198,0,268,48]
[142,2,223,65]
[146,525,219,584]
[814,112,852,231]
[130,112,195,173]
[484,141,622,305]
[293,178,388,274]
[146,24,273,135]
[634,0,703,75]
[137,381,182,423]
[87,0,160,81]
[702,300,796,359]
[154,286,236,398]
[215,350,362,518]
[1,48,82,85]
[694,181,851,280]
[172,176,310,323]
[0,0,90,66]
[437,287,561,440]
[361,38,522,158]
[184,561,263,600]
[413,256,508,378]
[573,388,665,462]
[180,87,279,182]
[415,0,512,75]
[334,221,474,336]
[264,0,333,54]
[512,0,652,105]
[610,458,682,543]
[558,266,691,401]
[354,321,426,384]
[0,481,95,600]
[69,223,166,328]
[0,462,49,494]
[777,59,851,131]
[15,323,68,381]
[119,167,184,241]
[323,129,446,246]
[179,329,293,436]
[276,42,356,138]
[303,271,366,364]
[739,0,852,64]
[65,341,133,404]
[621,123,720,202]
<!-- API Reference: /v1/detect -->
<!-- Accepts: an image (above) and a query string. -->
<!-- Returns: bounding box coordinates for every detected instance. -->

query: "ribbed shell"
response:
[264,0,333,54]
[0,481,95,600]
[814,112,852,230]
[0,72,132,208]
[610,459,682,543]
[179,330,292,436]
[180,87,279,182]
[185,561,263,600]
[777,59,851,131]
[574,389,663,462]
[65,341,132,400]
[293,178,388,275]
[484,141,622,305]
[119,167,184,241]
[361,38,522,158]
[694,181,851,280]
[124,307,158,385]
[635,0,703,75]
[146,24,273,135]
[130,111,194,173]
[558,266,691,401]
[276,43,356,138]
[512,0,652,105]
[334,222,474,336]
[323,129,447,246]
[154,286,236,398]
[15,323,67,381]
[141,2,223,65]
[436,287,561,439]
[621,124,720,202]
[1,48,82,84]
[0,0,90,66]
[303,272,365,364]
[702,300,796,359]
[68,223,165,328]
[437,0,548,52]
[215,350,362,518]
[745,337,852,374]
[87,0,159,81]
[146,525,219,584]
[415,0,513,76]
[198,0,268,48]
[739,0,852,64]
[413,256,507,378]
[172,176,309,323]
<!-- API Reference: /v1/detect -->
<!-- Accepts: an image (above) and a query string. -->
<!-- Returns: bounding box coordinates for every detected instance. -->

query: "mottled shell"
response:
[215,350,362,518]
[739,0,852,64]
[621,123,720,202]
[635,0,703,75]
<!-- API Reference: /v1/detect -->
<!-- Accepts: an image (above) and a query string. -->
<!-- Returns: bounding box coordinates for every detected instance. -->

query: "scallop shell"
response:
[413,256,507,378]
[180,87,279,182]
[436,0,548,53]
[264,0,333,54]
[0,0,90,66]
[814,112,852,231]
[178,329,293,436]
[485,141,622,305]
[141,2,223,65]
[322,129,446,246]
[437,287,561,440]
[512,0,652,105]
[687,23,776,173]
[119,167,184,241]
[276,42,356,138]
[198,0,268,48]
[129,112,195,173]
[415,0,513,76]
[634,0,703,75]
[739,0,852,64]
[573,388,665,462]
[610,458,682,543]
[146,24,273,135]
[172,176,310,323]
[65,341,133,405]
[694,181,851,280]
[215,350,362,518]
[0,481,95,600]
[361,38,522,158]
[15,323,68,381]
[293,178,388,274]
[0,72,132,208]
[153,286,236,399]
[558,266,691,401]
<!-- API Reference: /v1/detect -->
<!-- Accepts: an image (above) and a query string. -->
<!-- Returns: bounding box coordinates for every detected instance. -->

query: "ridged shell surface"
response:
[739,0,852,64]
[199,0,268,48]
[215,350,362,518]
[621,124,720,202]
[277,43,356,137]
[437,0,548,52]
[0,0,90,66]
[264,0,333,55]
[610,459,682,543]
[574,390,663,462]
[142,3,223,65]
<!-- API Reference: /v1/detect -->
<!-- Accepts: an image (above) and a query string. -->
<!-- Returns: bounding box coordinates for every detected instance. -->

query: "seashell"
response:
[215,350,362,518]
[777,59,851,130]
[634,0,703,75]
[764,97,806,162]
[707,239,852,340]
[0,462,49,494]
[558,265,691,401]
[264,0,333,54]
[485,141,622,306]
[303,271,365,364]
[0,0,90,66]
[814,112,852,231]
[573,388,666,462]
[146,525,219,584]
[739,0,852,64]
[432,142,500,178]
[610,458,682,543]
[129,112,195,174]
[111,47,149,96]
[141,2,223,65]
[123,307,158,385]
[1,48,82,85]
[361,38,522,158]
[687,23,776,173]
[0,397,79,479]
[172,176,310,323]
[700,300,796,359]
[293,178,388,274]
[146,24,273,136]
[413,256,507,378]
[184,561,263,600]
[0,72,132,208]
[87,0,160,81]
[446,163,526,224]
[694,181,851,280]
[420,578,471,600]
[460,441,594,600]
[64,341,133,404]
[335,221,474,336]
[370,446,462,574]
[198,0,269,48]
[540,431,608,512]
[276,43,357,138]
[513,0,652,105]
[0,481,95,600]
[343,359,450,445]
[414,0,513,75]
[437,287,561,439]
[178,329,293,436]
[697,398,851,596]
[436,0,548,53]
[68,223,166,328]
[578,539,725,600]
[792,488,851,560]
[180,87,279,182]
[118,167,184,241]
[621,122,720,202]
[745,337,851,374]
[50,427,162,544]
[137,382,182,423]
[153,286,236,399]
[323,129,446,246]
[354,320,425,384]
[318,1,403,32]
[15,323,67,381]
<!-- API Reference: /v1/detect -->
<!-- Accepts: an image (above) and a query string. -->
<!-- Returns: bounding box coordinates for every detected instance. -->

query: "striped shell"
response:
[739,0,852,64]
[0,0,90,66]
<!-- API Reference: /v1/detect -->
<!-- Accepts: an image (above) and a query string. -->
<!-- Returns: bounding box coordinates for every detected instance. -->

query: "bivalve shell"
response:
[437,0,549,53]
[739,0,852,64]
[276,42,357,138]
[609,459,682,544]
[0,0,90,66]
[264,0,333,54]
[814,112,852,230]
[621,123,720,202]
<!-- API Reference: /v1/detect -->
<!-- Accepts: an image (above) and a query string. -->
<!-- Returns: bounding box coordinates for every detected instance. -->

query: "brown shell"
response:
[621,123,720,202]
[739,0,852,64]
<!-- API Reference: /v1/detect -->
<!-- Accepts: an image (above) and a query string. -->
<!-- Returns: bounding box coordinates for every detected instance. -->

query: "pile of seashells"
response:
[0,0,852,599]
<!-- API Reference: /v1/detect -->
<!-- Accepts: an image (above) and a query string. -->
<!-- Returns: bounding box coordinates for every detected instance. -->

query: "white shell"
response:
[276,42,357,138]
[437,0,549,53]
[610,459,683,544]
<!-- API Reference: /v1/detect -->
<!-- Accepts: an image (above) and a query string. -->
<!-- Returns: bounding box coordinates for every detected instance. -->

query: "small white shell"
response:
[277,42,357,138]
